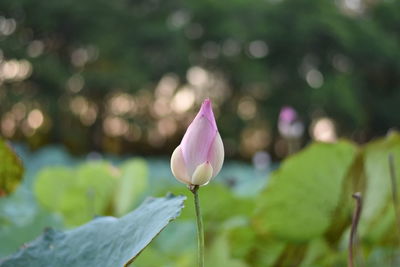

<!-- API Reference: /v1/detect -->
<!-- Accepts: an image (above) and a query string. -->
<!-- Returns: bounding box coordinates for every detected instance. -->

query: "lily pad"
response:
[114,159,148,216]
[253,141,357,241]
[34,161,117,226]
[360,132,400,242]
[0,194,186,267]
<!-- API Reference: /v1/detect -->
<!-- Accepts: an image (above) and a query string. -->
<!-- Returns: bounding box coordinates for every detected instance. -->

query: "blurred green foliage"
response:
[360,133,400,244]
[1,0,400,157]
[114,159,148,216]
[137,133,400,266]
[34,159,148,226]
[254,140,357,241]
[0,189,62,258]
[1,132,400,266]
[0,138,23,196]
[34,162,117,226]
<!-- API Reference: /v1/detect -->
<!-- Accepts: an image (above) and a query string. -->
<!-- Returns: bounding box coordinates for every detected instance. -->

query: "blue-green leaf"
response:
[0,194,185,267]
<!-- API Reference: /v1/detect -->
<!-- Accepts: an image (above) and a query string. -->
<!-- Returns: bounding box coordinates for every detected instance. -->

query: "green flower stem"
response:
[191,185,204,267]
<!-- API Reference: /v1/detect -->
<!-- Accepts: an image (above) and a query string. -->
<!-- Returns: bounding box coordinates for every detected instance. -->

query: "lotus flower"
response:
[171,99,224,186]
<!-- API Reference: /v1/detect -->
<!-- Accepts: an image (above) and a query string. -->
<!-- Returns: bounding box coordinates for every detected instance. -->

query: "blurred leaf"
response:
[34,161,117,226]
[227,225,257,260]
[360,132,400,242]
[0,188,62,257]
[247,238,286,267]
[153,221,196,254]
[0,194,186,267]
[254,141,357,241]
[299,238,332,267]
[205,232,248,267]
[133,245,194,267]
[131,247,171,267]
[366,247,400,267]
[160,184,254,226]
[114,159,148,216]
[0,139,24,196]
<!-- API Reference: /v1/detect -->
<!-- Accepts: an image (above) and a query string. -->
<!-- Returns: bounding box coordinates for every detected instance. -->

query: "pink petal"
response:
[181,99,218,175]
[207,132,224,177]
[197,99,217,131]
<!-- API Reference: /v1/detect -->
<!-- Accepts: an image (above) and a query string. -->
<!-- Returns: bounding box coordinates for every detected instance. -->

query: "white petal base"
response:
[191,162,213,185]
[170,145,190,184]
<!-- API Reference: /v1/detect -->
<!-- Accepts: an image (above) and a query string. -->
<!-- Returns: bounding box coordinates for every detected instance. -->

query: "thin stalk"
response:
[348,192,362,267]
[388,154,400,234]
[190,185,204,267]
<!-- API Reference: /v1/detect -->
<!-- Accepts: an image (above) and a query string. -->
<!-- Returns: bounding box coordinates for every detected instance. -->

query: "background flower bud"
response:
[278,106,304,139]
[170,99,224,186]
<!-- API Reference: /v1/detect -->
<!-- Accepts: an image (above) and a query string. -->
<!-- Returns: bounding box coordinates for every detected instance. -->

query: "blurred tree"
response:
[0,0,399,157]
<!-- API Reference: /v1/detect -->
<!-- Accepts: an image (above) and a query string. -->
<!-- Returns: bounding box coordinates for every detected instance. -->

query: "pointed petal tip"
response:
[201,98,212,111]
[199,98,217,130]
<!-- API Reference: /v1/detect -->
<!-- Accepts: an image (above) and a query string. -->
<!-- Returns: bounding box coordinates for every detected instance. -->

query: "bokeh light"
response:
[311,117,337,143]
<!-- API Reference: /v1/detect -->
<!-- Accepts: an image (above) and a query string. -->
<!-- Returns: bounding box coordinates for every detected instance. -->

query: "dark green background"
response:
[1,0,399,157]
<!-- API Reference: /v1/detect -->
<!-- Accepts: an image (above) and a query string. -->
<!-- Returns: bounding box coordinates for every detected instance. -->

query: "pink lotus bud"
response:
[171,99,224,186]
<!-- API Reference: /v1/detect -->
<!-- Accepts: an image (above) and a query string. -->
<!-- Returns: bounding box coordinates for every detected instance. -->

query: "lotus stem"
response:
[190,185,204,267]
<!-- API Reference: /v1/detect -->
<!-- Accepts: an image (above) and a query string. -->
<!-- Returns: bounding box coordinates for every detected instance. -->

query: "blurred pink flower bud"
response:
[278,106,304,139]
[279,106,297,124]
[171,99,224,186]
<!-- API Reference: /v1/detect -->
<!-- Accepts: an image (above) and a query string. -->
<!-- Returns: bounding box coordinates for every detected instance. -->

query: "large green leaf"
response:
[0,194,186,267]
[360,132,400,242]
[34,161,117,226]
[0,139,24,196]
[114,159,148,216]
[253,141,357,241]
